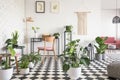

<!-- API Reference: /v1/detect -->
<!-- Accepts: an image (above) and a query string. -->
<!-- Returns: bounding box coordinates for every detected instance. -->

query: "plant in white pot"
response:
[28,53,41,68]
[32,26,40,38]
[0,46,16,80]
[19,55,29,74]
[94,37,108,61]
[60,39,90,80]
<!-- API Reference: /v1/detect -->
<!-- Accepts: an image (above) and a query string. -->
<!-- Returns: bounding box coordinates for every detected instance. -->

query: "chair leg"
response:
[41,49,46,64]
[47,51,50,58]
[38,49,40,54]
[15,56,19,74]
[53,50,57,60]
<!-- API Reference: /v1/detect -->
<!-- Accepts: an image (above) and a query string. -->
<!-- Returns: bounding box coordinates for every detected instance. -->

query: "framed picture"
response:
[51,1,60,13]
[36,1,45,13]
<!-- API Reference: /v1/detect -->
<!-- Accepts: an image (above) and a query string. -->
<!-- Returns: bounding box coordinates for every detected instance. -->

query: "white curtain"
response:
[77,12,87,35]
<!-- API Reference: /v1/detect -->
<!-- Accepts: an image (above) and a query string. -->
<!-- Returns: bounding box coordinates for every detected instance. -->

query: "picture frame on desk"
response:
[36,1,45,13]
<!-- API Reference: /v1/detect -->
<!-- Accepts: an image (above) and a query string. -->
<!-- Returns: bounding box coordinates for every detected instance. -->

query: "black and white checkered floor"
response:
[11,56,116,80]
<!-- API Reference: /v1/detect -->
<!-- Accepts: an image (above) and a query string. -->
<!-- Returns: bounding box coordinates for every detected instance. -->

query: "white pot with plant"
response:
[60,39,90,80]
[0,46,16,80]
[32,26,40,38]
[19,55,29,74]
[28,53,41,68]
[94,37,108,61]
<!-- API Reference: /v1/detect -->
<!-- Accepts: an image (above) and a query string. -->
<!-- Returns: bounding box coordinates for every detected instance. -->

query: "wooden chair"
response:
[38,36,57,63]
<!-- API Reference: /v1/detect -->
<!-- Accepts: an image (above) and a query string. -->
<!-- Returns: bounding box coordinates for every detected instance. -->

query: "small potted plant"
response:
[28,53,41,68]
[32,26,40,38]
[94,37,108,61]
[19,55,29,74]
[5,31,19,48]
[53,33,60,39]
[60,39,90,79]
[65,25,73,32]
[0,46,16,80]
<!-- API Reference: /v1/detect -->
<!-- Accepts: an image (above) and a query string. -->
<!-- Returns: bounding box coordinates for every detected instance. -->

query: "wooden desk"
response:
[30,38,42,53]
[30,37,60,55]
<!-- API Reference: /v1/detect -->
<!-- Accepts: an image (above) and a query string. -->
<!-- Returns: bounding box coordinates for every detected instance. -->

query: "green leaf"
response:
[63,63,70,72]
[8,46,16,56]
[80,57,90,66]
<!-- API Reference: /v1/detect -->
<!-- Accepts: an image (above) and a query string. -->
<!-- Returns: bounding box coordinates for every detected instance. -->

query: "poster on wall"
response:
[50,1,60,13]
[36,1,45,13]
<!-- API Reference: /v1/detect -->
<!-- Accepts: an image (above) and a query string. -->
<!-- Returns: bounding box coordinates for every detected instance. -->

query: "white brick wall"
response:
[0,0,25,53]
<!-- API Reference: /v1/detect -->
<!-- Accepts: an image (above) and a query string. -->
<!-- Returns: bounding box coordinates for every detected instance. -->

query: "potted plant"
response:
[0,46,16,80]
[65,25,73,32]
[53,33,60,39]
[60,39,90,79]
[94,37,108,61]
[5,31,19,48]
[28,53,41,68]
[32,26,40,38]
[19,55,29,74]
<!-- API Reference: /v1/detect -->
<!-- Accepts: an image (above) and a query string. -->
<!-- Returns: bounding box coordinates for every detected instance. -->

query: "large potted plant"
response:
[5,31,19,48]
[60,39,90,79]
[94,37,108,61]
[19,55,29,74]
[0,46,16,80]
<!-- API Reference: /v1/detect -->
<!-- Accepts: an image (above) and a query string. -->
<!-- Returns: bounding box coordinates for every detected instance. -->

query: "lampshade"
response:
[26,17,34,22]
[112,0,120,24]
[112,16,120,23]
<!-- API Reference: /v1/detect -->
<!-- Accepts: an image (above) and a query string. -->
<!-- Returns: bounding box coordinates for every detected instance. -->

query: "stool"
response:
[0,53,19,73]
[107,61,120,78]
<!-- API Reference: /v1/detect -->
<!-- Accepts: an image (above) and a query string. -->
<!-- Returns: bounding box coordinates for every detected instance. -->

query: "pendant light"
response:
[112,0,120,23]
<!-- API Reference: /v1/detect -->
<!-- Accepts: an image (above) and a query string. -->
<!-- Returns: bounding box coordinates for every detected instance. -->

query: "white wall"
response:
[25,0,102,54]
[1,0,115,54]
[0,0,25,53]
[102,0,120,9]
[101,9,120,39]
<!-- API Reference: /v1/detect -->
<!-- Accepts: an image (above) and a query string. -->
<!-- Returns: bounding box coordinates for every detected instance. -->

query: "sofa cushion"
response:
[104,37,115,43]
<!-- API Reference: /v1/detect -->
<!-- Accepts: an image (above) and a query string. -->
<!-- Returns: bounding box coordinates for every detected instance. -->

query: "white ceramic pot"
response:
[20,68,29,74]
[67,67,81,80]
[29,62,34,68]
[0,67,13,80]
[35,33,38,38]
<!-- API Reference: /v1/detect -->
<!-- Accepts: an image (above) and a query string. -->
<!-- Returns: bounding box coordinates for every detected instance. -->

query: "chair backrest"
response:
[42,36,55,49]
[42,34,51,41]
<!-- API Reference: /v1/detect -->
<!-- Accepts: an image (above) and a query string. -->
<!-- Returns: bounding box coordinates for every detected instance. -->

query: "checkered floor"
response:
[11,56,116,80]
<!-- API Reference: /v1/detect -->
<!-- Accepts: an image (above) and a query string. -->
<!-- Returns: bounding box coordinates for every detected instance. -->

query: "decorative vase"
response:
[35,33,38,38]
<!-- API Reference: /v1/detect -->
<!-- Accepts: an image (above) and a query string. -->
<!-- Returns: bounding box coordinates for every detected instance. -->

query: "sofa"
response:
[101,37,120,49]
